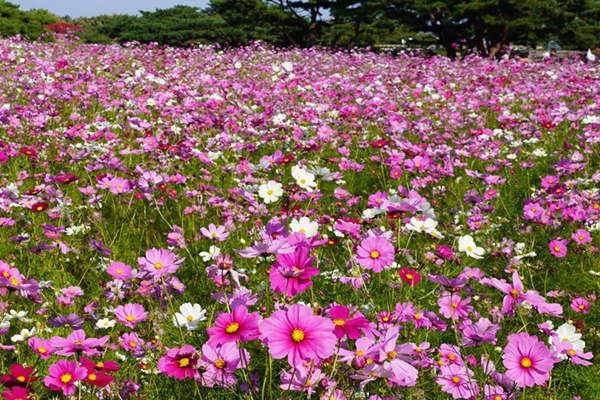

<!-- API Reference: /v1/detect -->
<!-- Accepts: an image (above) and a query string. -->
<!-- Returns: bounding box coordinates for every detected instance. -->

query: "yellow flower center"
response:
[451,376,460,384]
[74,341,83,344]
[116,269,122,274]
[510,289,520,298]
[568,349,576,356]
[37,206,43,211]
[178,358,190,367]
[451,303,458,308]
[267,190,274,195]
[387,351,396,359]
[414,314,421,320]
[291,329,305,342]
[60,373,72,383]
[38,347,47,354]
[129,341,137,348]
[405,274,413,280]
[300,229,306,233]
[382,317,389,322]
[370,250,380,259]
[16,376,25,382]
[554,246,560,252]
[126,315,135,322]
[578,304,585,310]
[97,362,104,368]
[226,322,240,334]
[521,358,532,368]
[88,373,97,381]
[215,359,225,369]
[356,350,365,356]
[154,263,163,270]
[415,347,421,352]
[466,246,473,252]
[2,271,8,277]
[301,179,306,184]
[333,319,345,326]
[187,315,194,321]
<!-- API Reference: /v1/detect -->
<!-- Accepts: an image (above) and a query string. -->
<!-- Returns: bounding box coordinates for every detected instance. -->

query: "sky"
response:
[11,0,212,18]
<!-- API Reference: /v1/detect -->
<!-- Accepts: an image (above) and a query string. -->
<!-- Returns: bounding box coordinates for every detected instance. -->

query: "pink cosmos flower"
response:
[480,271,546,317]
[107,262,132,280]
[114,303,148,329]
[43,359,87,396]
[572,229,592,245]
[1,386,32,400]
[61,286,83,298]
[329,305,370,339]
[548,239,567,257]
[269,247,318,297]
[28,337,56,360]
[437,293,472,320]
[355,236,395,272]
[206,305,260,347]
[157,345,199,380]
[138,248,184,278]
[259,303,337,367]
[120,332,145,352]
[378,326,419,386]
[503,332,557,387]
[51,330,109,357]
[551,336,593,366]
[571,297,591,313]
[200,223,229,242]
[435,364,479,399]
[200,342,249,388]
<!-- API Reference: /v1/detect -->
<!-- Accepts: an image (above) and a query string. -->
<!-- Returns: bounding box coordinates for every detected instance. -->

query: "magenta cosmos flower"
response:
[503,332,557,387]
[114,303,148,329]
[269,247,318,297]
[329,305,370,339]
[43,359,87,396]
[399,267,421,285]
[206,305,260,347]
[571,297,591,313]
[200,223,229,242]
[157,345,199,380]
[28,337,56,359]
[435,364,480,399]
[548,239,567,258]
[480,270,545,317]
[107,262,132,280]
[355,236,395,272]
[259,304,337,367]
[138,248,184,278]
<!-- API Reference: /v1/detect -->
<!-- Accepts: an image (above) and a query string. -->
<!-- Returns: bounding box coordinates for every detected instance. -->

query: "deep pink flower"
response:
[552,337,593,366]
[548,239,567,257]
[1,386,32,400]
[355,236,394,272]
[329,305,370,339]
[157,345,199,380]
[399,267,421,285]
[206,305,260,347]
[43,360,87,396]
[114,303,148,329]
[571,297,591,313]
[1,364,38,389]
[50,330,109,357]
[259,304,337,367]
[269,247,318,297]
[503,332,557,387]
[138,248,183,277]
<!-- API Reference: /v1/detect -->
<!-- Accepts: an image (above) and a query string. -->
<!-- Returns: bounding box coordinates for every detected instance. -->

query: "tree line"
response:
[2,0,600,57]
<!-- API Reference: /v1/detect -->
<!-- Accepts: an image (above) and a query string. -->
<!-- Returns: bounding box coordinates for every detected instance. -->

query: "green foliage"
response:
[0,1,57,39]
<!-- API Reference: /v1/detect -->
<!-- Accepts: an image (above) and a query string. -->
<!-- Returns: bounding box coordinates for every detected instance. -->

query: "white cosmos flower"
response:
[281,61,294,72]
[290,216,319,238]
[8,310,32,323]
[174,303,207,331]
[96,318,116,329]
[291,165,317,192]
[199,245,221,262]
[258,181,283,204]
[11,328,35,343]
[458,235,485,259]
[405,217,438,233]
[551,323,585,359]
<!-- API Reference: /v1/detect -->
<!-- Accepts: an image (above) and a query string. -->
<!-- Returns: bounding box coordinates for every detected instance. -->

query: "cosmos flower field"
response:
[0,36,599,400]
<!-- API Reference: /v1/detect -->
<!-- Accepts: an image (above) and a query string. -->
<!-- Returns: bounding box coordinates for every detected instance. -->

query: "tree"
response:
[0,1,57,39]
[264,0,333,46]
